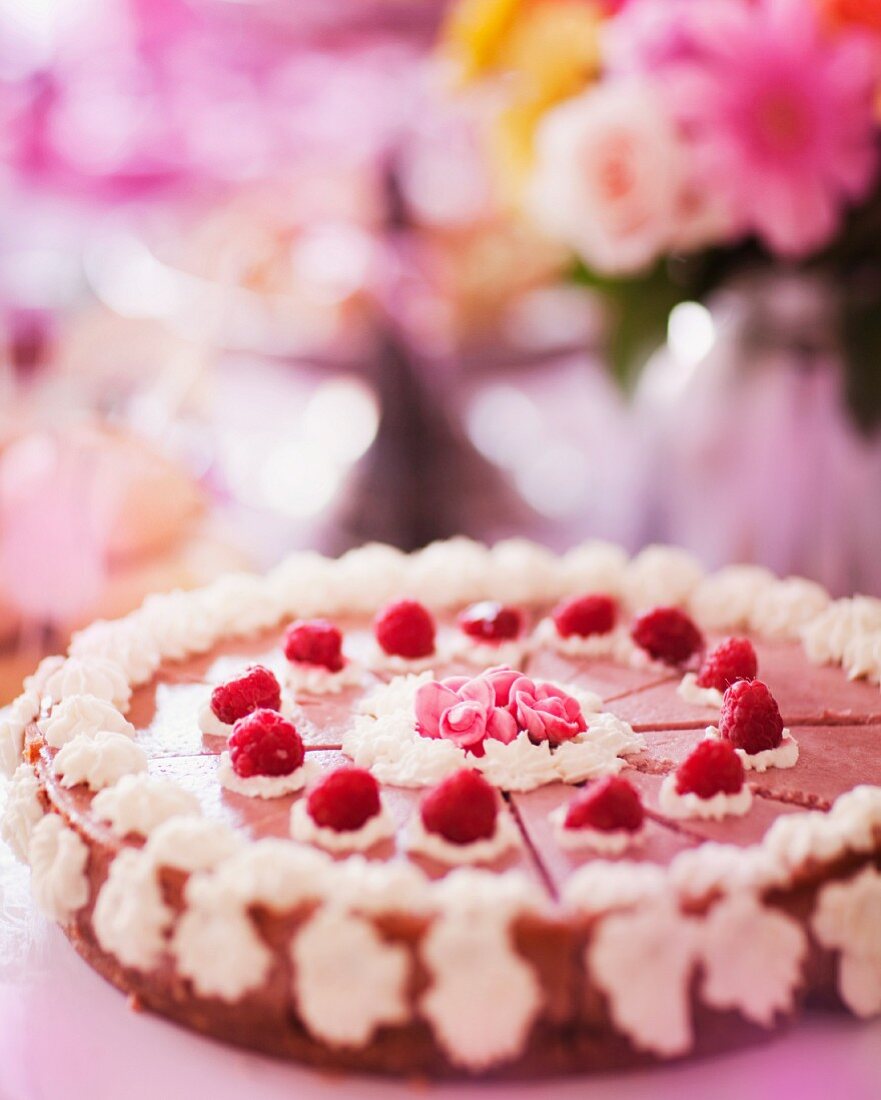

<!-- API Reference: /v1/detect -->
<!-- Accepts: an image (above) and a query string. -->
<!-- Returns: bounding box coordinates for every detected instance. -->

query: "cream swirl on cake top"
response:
[344,668,642,791]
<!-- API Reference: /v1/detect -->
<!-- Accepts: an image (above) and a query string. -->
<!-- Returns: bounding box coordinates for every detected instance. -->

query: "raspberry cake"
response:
[3,540,881,1078]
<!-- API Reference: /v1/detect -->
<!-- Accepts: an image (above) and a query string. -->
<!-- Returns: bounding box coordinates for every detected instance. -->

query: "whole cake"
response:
[3,539,881,1077]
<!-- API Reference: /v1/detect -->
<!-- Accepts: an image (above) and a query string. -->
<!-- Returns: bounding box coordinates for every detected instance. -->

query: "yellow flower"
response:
[495,0,602,106]
[441,0,603,201]
[441,0,523,84]
[443,0,601,97]
[491,98,547,205]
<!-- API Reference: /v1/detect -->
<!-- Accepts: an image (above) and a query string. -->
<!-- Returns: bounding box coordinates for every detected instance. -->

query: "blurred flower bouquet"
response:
[442,0,881,419]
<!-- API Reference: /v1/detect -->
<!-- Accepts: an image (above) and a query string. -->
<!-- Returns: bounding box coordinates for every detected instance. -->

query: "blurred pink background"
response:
[0,0,880,698]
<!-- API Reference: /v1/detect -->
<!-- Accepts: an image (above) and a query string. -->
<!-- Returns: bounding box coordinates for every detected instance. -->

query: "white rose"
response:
[529,81,684,275]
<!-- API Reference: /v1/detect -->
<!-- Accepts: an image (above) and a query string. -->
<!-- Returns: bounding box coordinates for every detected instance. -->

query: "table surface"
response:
[2,832,881,1100]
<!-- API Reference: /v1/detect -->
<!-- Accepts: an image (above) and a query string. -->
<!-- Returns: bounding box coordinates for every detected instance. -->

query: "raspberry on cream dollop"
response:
[719,679,783,754]
[217,708,317,798]
[631,607,704,667]
[563,776,644,834]
[282,619,364,694]
[210,665,282,726]
[552,593,618,639]
[284,620,345,673]
[552,775,646,853]
[406,768,521,864]
[458,601,524,644]
[229,709,304,779]
[659,738,752,820]
[290,766,397,852]
[697,637,758,693]
[710,679,799,771]
[306,766,382,833]
[421,769,498,846]
[678,636,759,708]
[374,599,436,660]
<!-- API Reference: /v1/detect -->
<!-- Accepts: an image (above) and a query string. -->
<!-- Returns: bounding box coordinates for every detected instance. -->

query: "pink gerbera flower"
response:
[667,0,880,257]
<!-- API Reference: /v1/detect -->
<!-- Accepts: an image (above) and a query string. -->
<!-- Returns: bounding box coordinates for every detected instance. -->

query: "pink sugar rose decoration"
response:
[479,665,522,708]
[415,673,518,752]
[414,667,585,754]
[507,675,588,746]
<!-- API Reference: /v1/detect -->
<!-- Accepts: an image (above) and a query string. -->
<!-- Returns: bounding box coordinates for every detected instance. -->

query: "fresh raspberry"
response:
[306,767,381,832]
[420,769,497,845]
[210,665,282,725]
[374,599,436,659]
[631,606,704,666]
[718,679,783,755]
[696,636,758,692]
[675,738,744,799]
[283,619,344,672]
[563,776,644,833]
[458,601,523,643]
[552,594,618,638]
[228,709,304,778]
